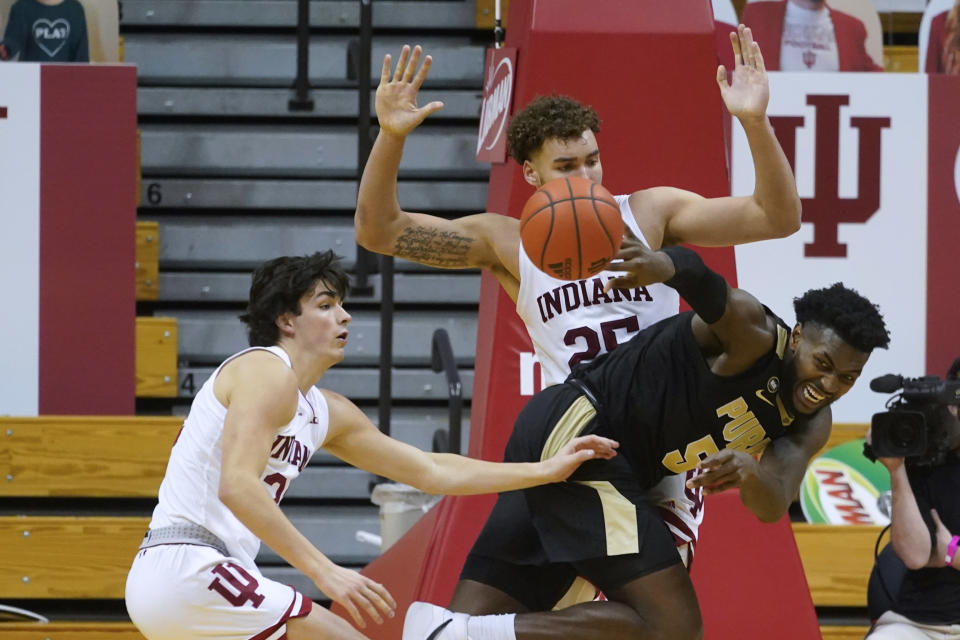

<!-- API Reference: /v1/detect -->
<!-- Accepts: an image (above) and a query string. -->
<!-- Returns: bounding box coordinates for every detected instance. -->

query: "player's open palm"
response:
[542,435,619,482]
[316,562,396,629]
[376,44,445,137]
[718,24,769,121]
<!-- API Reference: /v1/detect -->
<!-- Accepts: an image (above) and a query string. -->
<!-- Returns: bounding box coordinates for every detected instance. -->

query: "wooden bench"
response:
[0,516,149,599]
[0,416,181,498]
[135,316,178,398]
[135,221,158,301]
[0,621,145,639]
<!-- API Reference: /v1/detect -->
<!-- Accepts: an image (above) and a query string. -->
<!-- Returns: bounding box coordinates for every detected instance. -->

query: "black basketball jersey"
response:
[570,309,797,489]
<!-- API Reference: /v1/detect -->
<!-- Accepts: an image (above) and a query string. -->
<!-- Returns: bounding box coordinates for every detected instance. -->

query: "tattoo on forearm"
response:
[394,225,474,267]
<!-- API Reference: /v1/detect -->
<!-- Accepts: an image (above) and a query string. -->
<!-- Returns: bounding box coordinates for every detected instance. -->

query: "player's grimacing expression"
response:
[522,129,603,188]
[782,323,870,415]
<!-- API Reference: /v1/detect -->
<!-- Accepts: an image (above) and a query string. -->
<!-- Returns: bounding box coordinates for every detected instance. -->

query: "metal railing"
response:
[430,328,463,455]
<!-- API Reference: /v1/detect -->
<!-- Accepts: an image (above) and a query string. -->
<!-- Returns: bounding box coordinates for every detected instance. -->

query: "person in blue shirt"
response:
[1,0,89,62]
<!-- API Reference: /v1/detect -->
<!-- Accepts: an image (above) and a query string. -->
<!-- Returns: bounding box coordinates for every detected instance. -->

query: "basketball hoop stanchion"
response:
[494,0,504,48]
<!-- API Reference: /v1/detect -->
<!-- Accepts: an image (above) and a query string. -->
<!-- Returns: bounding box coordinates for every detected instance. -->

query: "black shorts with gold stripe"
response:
[462,382,680,611]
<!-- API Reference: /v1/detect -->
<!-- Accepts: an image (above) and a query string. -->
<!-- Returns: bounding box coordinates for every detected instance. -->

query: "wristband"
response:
[945,535,960,567]
[661,246,728,324]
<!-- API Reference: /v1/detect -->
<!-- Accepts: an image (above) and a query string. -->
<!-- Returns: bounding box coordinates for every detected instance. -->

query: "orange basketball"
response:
[520,176,623,281]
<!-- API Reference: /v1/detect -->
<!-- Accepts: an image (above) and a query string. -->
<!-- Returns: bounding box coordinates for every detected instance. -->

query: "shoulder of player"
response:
[217,350,298,400]
[626,187,701,248]
[318,388,366,422]
[788,407,833,451]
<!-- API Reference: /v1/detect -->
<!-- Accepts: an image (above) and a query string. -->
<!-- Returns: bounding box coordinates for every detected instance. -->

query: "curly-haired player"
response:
[404,243,890,640]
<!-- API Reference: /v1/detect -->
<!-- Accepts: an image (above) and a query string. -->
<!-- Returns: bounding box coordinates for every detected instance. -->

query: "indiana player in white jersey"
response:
[124,251,618,640]
[355,30,799,598]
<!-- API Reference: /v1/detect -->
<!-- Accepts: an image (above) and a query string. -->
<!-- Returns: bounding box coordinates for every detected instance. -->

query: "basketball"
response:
[520,176,623,281]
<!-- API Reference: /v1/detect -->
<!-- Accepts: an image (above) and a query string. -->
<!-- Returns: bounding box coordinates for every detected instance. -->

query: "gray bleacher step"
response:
[126,35,484,86]
[258,505,381,566]
[166,309,478,365]
[138,178,487,211]
[138,87,481,119]
[140,124,488,178]
[159,272,481,304]
[178,366,475,401]
[286,466,374,500]
[154,216,489,271]
[311,406,472,462]
[121,0,476,29]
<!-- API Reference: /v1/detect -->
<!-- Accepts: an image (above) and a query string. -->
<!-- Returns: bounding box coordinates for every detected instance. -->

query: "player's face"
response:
[523,129,603,188]
[782,323,870,415]
[289,280,351,363]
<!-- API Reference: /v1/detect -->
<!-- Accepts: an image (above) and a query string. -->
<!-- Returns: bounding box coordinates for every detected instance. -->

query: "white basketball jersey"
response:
[149,346,330,568]
[516,194,681,387]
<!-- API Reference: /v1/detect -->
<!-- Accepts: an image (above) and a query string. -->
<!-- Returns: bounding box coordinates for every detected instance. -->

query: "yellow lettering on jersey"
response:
[717,397,749,420]
[662,395,775,475]
[661,434,720,473]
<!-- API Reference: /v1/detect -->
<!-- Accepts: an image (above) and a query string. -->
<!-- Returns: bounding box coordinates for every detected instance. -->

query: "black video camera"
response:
[866,373,960,466]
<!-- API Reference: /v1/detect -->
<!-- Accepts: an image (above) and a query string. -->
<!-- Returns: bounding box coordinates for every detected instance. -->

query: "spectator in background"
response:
[0,0,89,62]
[741,0,882,71]
[925,1,960,74]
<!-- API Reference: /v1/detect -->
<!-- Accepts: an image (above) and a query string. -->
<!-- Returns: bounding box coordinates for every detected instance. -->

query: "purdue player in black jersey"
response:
[402,235,890,640]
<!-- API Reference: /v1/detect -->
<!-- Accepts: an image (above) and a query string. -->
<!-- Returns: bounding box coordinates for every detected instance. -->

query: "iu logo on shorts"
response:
[770,95,891,258]
[208,562,266,608]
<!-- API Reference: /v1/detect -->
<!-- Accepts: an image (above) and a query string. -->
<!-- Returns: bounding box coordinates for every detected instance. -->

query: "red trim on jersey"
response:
[248,590,312,640]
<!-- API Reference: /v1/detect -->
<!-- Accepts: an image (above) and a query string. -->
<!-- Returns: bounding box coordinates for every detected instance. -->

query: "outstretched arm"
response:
[322,390,619,494]
[604,236,774,373]
[354,45,521,287]
[642,25,800,249]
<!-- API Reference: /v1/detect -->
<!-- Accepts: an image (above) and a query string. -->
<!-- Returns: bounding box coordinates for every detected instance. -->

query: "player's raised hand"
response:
[717,24,769,122]
[376,44,445,137]
[603,227,677,293]
[315,562,396,629]
[541,434,619,482]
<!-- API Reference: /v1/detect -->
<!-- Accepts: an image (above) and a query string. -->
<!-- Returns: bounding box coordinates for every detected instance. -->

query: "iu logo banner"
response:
[475,47,517,164]
[731,73,930,423]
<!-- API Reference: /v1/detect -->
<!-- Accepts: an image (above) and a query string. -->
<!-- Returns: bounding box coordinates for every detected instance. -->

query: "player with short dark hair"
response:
[403,242,889,640]
[124,250,618,640]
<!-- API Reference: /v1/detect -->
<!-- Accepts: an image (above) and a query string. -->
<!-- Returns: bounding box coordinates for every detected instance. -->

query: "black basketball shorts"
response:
[462,383,681,611]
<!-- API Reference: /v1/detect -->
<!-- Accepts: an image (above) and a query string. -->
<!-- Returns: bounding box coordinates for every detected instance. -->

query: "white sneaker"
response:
[402,601,468,640]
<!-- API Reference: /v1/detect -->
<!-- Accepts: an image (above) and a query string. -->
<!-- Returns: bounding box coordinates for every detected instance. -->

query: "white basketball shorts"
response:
[125,544,312,640]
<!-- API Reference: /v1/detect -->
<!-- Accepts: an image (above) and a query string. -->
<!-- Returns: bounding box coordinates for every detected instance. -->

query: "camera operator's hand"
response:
[866,427,905,471]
